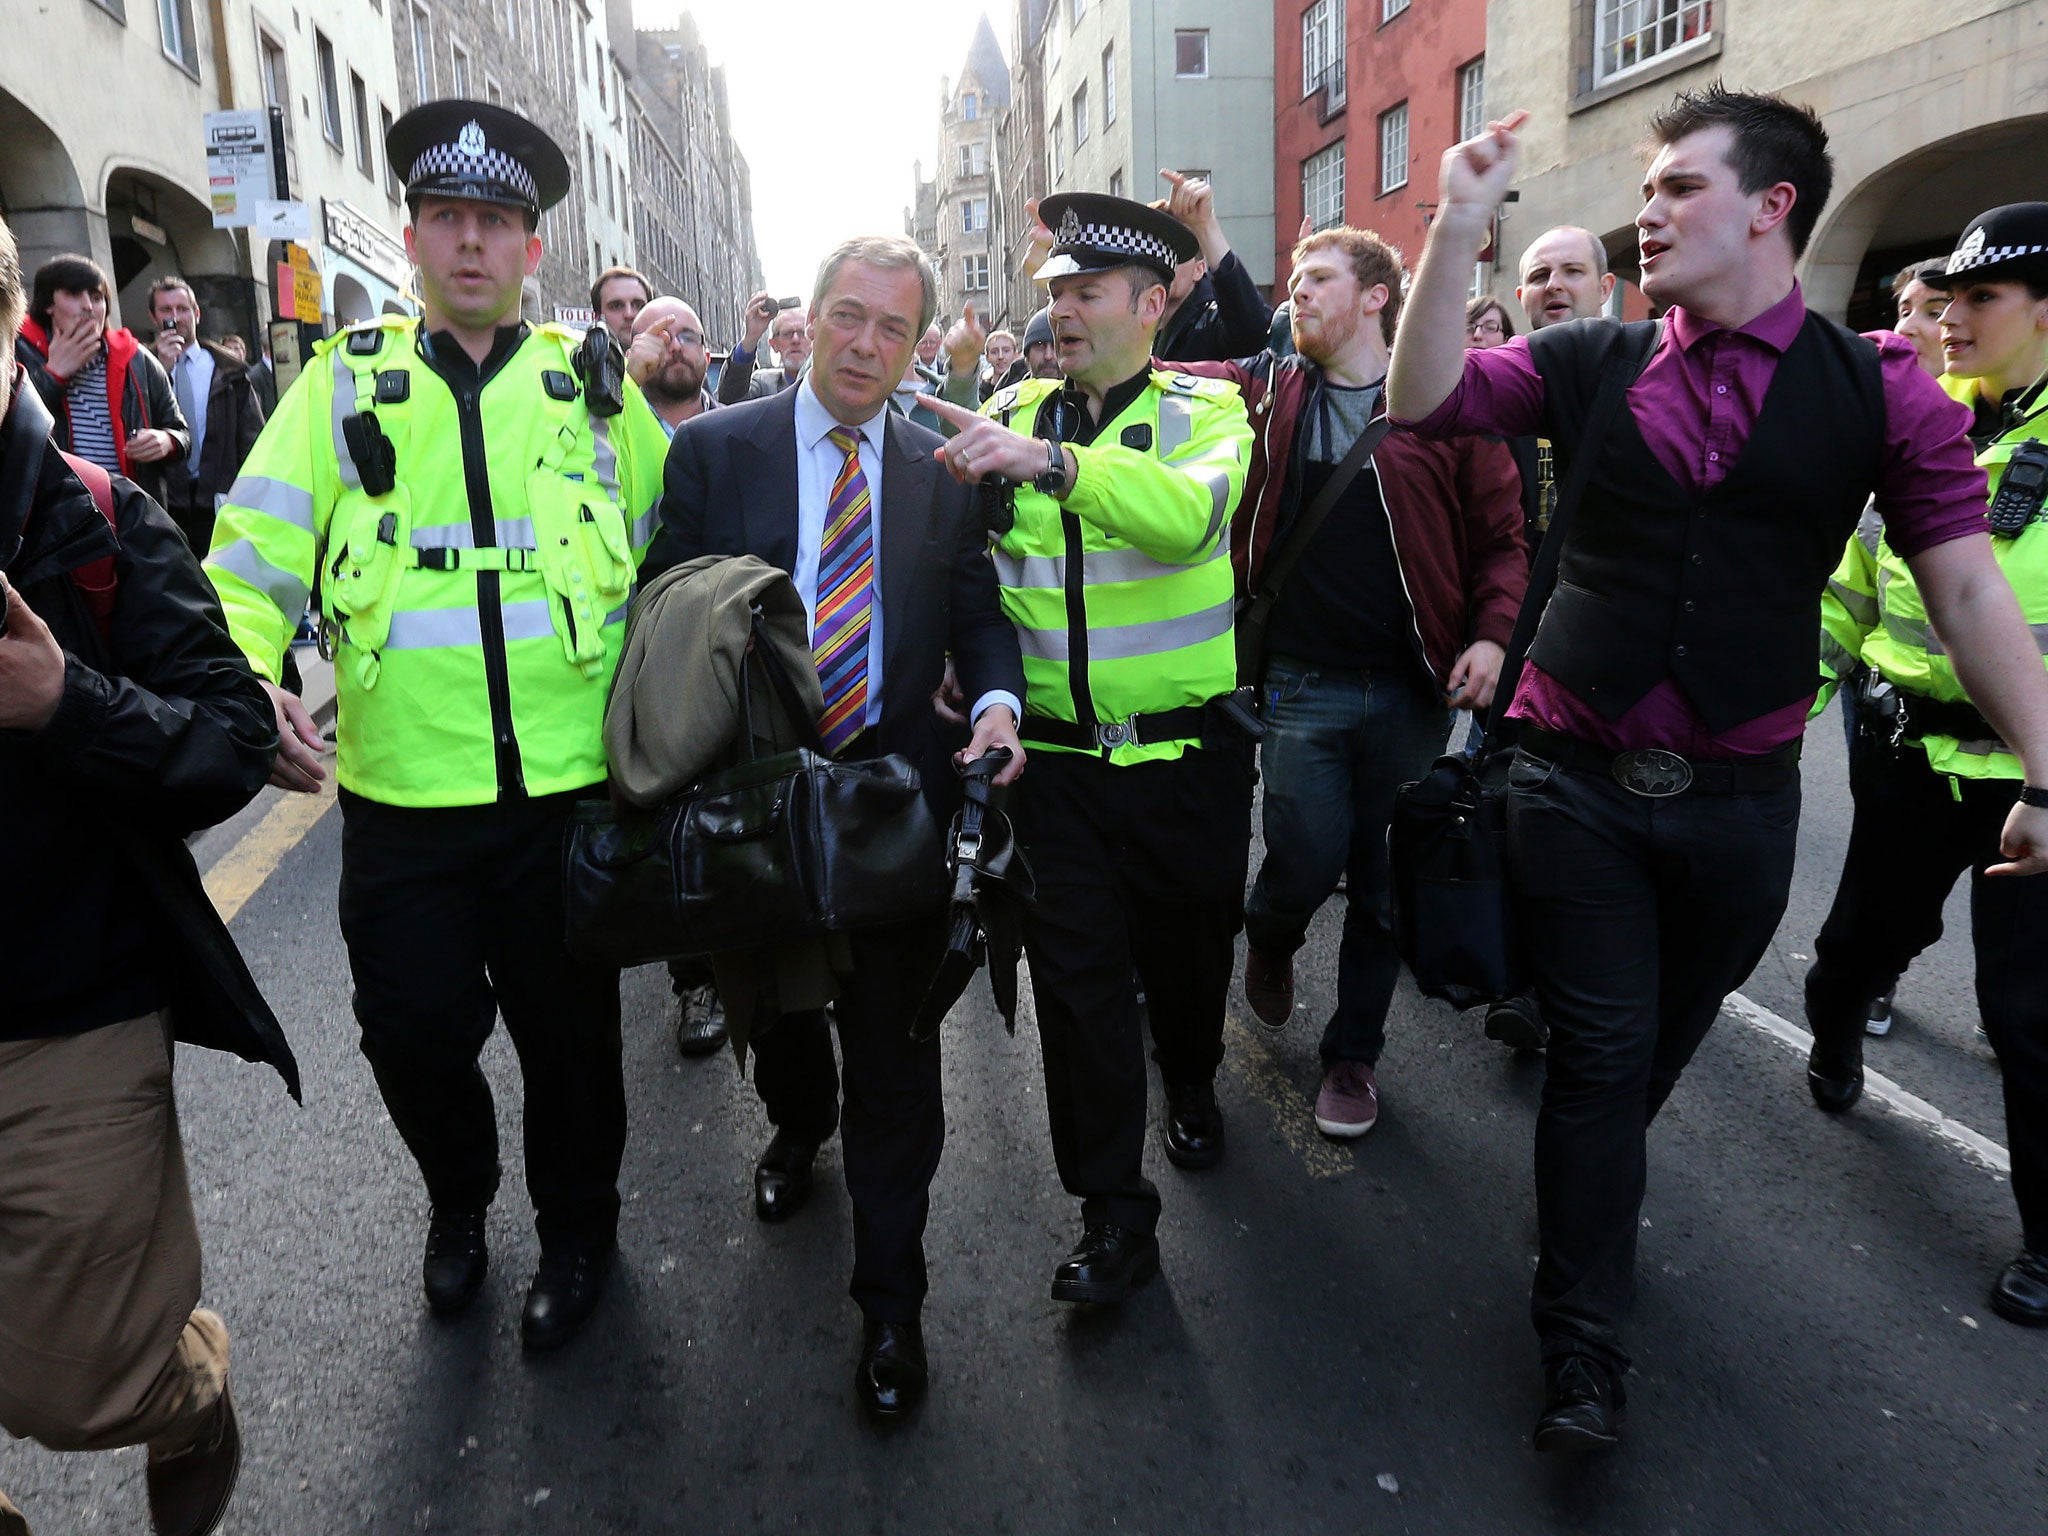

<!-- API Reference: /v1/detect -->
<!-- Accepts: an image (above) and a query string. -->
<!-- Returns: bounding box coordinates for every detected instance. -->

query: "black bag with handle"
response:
[1387,324,1659,1008]
[563,607,947,966]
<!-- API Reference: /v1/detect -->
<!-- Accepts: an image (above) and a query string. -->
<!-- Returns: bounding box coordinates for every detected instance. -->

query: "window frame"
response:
[350,70,373,176]
[408,3,434,100]
[157,0,200,77]
[1378,100,1410,195]
[381,104,401,202]
[1073,82,1089,147]
[1102,43,1117,125]
[1302,0,1344,103]
[1592,0,1716,91]
[1382,0,1411,21]
[1458,56,1486,143]
[1301,141,1345,233]
[1174,29,1209,80]
[315,31,345,149]
[449,40,471,98]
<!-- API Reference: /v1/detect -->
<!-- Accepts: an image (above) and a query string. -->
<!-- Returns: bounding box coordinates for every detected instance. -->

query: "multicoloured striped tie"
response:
[812,426,874,755]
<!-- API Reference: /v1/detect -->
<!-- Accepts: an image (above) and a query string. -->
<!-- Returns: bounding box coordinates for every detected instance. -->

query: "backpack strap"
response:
[56,450,119,650]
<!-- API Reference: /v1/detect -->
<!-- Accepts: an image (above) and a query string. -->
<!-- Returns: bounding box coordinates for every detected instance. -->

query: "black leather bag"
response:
[1387,325,1658,1008]
[564,614,947,966]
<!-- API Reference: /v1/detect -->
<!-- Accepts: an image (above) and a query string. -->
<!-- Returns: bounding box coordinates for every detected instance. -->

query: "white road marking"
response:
[1720,990,2011,1175]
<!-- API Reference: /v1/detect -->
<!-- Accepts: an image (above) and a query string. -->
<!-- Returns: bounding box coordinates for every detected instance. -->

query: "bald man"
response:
[626,297,717,435]
[1514,226,1616,333]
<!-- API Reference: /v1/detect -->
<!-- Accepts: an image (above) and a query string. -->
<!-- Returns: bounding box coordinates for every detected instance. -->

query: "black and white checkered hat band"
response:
[1059,221,1179,270]
[408,141,538,206]
[1946,243,2048,275]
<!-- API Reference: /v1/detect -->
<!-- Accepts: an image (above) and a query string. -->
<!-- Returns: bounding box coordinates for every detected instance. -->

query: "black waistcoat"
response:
[1522,313,1885,732]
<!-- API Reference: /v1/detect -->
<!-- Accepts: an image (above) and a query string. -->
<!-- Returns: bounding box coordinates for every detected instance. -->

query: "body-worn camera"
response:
[575,325,625,419]
[1988,439,2048,537]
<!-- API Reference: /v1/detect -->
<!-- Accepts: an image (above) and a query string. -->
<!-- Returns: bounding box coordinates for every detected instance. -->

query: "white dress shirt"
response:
[791,379,1018,730]
[175,341,214,473]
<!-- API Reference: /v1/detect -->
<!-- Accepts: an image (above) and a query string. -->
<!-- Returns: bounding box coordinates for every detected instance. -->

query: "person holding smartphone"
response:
[13,254,188,507]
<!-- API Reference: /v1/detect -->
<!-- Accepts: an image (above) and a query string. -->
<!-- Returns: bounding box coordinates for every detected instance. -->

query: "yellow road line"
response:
[1223,1013,1357,1180]
[203,784,338,925]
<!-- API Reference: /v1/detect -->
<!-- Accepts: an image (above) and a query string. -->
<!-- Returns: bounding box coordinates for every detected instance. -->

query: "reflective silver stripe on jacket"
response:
[411,518,537,550]
[331,350,361,489]
[208,537,310,617]
[590,414,621,503]
[379,598,631,650]
[1826,577,1878,628]
[224,474,317,532]
[1818,634,1860,682]
[628,507,658,548]
[1015,597,1233,663]
[1883,609,2048,657]
[1175,456,1234,544]
[1157,393,1195,457]
[993,541,1227,591]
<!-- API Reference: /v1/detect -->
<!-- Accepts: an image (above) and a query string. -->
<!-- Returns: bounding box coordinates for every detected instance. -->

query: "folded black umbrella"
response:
[911,748,1036,1040]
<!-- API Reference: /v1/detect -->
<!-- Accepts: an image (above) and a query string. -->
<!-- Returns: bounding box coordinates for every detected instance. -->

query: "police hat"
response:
[386,100,571,217]
[1921,204,2048,289]
[1033,193,1199,285]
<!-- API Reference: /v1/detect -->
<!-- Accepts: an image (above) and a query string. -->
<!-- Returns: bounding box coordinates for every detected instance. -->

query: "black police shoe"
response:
[1533,1354,1627,1454]
[674,984,728,1057]
[1991,1251,2048,1327]
[754,1131,822,1222]
[1050,1224,1160,1306]
[1807,1036,1865,1114]
[422,1207,488,1315]
[855,1318,929,1420]
[1162,1079,1226,1170]
[520,1243,614,1352]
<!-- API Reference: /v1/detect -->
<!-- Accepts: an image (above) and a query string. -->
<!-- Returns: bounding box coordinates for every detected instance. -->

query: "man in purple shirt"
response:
[1387,85,2048,1455]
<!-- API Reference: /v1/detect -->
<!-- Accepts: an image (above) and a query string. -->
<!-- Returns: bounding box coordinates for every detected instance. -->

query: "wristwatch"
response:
[2019,784,2048,808]
[1033,438,1068,497]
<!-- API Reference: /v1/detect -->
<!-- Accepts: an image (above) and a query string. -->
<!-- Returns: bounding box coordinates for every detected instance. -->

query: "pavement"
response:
[5,697,2044,1534]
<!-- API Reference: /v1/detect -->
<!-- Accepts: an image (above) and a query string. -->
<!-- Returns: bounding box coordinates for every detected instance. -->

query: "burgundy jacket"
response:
[1179,351,1527,688]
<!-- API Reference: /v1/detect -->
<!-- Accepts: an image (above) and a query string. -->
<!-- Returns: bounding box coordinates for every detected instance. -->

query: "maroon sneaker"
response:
[1314,1060,1379,1139]
[1244,946,1295,1031]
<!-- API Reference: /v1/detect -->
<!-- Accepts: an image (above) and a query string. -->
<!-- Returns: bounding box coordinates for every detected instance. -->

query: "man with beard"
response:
[1179,228,1525,1141]
[624,294,730,1059]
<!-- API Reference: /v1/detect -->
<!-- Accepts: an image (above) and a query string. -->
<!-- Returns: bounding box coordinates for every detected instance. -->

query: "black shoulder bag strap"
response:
[1481,320,1663,752]
[1237,398,1394,682]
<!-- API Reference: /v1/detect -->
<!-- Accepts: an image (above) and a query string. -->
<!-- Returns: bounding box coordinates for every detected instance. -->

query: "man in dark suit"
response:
[648,234,1025,1421]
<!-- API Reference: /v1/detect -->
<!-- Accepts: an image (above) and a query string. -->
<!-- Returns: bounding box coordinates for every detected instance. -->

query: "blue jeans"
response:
[1243,656,1453,1065]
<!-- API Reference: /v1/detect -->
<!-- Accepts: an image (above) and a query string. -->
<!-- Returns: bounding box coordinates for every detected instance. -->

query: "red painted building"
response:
[1272,0,1491,295]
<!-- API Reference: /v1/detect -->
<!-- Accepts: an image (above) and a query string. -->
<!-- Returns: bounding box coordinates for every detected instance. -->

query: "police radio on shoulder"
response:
[1988,440,2048,537]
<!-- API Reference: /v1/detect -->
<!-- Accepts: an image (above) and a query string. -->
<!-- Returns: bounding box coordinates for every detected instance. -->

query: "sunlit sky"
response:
[633,1,999,297]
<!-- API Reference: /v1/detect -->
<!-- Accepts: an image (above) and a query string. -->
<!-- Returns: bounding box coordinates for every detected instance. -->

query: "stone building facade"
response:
[929,15,1010,326]
[626,18,763,350]
[1482,0,2048,327]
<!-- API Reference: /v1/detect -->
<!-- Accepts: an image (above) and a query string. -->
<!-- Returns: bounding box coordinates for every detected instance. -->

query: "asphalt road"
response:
[6,698,2043,1534]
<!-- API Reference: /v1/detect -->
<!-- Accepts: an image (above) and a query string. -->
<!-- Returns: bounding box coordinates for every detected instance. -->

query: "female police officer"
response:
[1807,203,2048,1328]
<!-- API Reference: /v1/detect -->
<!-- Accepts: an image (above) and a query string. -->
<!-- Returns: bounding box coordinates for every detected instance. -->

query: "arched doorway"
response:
[102,165,248,337]
[0,88,89,278]
[331,273,374,327]
[1807,116,2048,327]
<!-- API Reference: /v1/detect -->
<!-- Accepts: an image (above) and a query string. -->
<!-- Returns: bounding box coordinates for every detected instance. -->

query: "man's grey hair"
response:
[0,213,21,338]
[1520,225,1609,282]
[811,235,939,335]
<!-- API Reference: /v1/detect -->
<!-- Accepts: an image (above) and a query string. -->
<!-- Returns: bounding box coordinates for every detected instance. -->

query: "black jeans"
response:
[1807,743,2048,1253]
[1506,749,1800,1372]
[1242,658,1451,1064]
[1012,742,1255,1233]
[337,788,625,1252]
[747,912,949,1324]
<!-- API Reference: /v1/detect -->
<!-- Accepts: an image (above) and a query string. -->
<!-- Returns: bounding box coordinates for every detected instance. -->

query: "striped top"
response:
[65,358,122,475]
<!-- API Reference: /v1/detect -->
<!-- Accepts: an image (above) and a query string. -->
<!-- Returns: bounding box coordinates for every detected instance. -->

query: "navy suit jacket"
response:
[645,387,1025,807]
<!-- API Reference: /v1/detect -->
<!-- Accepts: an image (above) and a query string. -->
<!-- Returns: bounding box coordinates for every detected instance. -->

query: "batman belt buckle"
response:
[1612,748,1693,797]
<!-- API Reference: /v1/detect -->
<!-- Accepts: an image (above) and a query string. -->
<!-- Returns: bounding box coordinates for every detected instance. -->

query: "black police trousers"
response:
[337,788,625,1253]
[1807,742,2048,1255]
[1505,747,1801,1373]
[1011,740,1255,1234]
[748,911,950,1325]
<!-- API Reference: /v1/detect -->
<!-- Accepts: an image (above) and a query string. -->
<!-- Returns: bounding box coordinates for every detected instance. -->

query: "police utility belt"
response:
[1855,669,2007,752]
[1020,686,1264,752]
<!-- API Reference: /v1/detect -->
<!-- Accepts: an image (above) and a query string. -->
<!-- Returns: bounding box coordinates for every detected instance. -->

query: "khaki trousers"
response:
[0,1014,228,1472]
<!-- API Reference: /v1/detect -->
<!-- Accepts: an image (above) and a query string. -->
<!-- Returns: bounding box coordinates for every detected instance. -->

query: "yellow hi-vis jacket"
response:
[204,316,669,807]
[1819,372,2048,780]
[983,368,1252,765]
